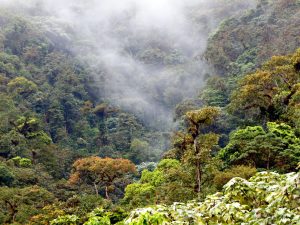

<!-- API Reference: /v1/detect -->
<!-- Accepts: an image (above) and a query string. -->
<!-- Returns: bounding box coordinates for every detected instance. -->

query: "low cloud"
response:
[0,0,256,129]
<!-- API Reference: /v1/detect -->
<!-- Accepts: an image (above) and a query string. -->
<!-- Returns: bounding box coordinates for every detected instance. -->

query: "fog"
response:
[0,0,256,129]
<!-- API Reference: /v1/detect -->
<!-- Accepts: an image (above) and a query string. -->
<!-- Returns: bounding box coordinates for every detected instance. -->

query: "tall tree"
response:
[0,186,54,224]
[229,49,300,124]
[171,107,220,195]
[69,157,136,199]
[185,107,220,194]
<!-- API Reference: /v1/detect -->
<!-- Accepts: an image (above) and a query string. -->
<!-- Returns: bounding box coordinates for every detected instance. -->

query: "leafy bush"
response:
[125,170,300,224]
[50,215,79,225]
[12,156,32,168]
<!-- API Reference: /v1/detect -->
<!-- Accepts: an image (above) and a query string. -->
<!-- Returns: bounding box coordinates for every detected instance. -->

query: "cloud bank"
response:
[0,0,256,129]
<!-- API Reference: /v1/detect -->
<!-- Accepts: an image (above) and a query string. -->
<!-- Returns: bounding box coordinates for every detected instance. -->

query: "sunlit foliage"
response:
[69,157,136,199]
[125,170,300,225]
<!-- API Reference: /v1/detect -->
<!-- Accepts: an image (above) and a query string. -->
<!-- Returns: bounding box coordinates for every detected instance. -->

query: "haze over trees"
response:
[0,0,299,224]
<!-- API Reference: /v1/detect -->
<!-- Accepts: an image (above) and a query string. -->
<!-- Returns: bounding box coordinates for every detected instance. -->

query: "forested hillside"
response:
[0,0,299,224]
[206,0,300,76]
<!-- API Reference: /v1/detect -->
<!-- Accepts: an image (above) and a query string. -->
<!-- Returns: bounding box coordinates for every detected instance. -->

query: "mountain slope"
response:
[205,0,300,77]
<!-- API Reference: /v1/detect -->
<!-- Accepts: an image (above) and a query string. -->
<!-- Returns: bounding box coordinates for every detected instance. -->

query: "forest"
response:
[0,0,299,224]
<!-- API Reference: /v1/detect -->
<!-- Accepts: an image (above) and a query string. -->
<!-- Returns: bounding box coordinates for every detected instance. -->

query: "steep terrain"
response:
[0,0,299,224]
[205,0,300,77]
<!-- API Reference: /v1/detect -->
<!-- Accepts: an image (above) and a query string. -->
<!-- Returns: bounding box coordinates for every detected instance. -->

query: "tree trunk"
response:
[5,201,17,223]
[267,150,271,170]
[196,160,201,194]
[194,139,201,194]
[93,182,98,197]
[105,185,110,199]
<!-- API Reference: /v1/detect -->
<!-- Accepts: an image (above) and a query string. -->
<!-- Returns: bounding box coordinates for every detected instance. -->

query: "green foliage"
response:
[199,76,229,107]
[19,157,32,168]
[0,2,300,225]
[50,207,128,225]
[128,139,150,164]
[0,186,55,224]
[0,115,53,159]
[125,208,169,225]
[12,156,32,168]
[205,0,300,76]
[123,159,194,207]
[51,215,79,225]
[84,207,127,225]
[219,122,300,171]
[169,107,221,197]
[0,163,14,186]
[229,49,300,125]
[123,183,156,208]
[0,11,164,170]
[213,165,257,189]
[84,216,111,225]
[8,76,37,98]
[125,170,300,224]
[63,194,105,218]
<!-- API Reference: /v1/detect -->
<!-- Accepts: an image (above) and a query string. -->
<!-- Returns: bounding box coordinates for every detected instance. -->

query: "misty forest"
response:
[0,0,299,224]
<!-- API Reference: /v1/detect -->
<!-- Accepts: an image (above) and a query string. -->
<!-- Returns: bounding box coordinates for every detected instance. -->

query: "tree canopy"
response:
[69,157,136,199]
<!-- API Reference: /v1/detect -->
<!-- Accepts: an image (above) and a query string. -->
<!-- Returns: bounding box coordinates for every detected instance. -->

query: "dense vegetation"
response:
[125,170,300,224]
[0,10,164,224]
[0,0,300,224]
